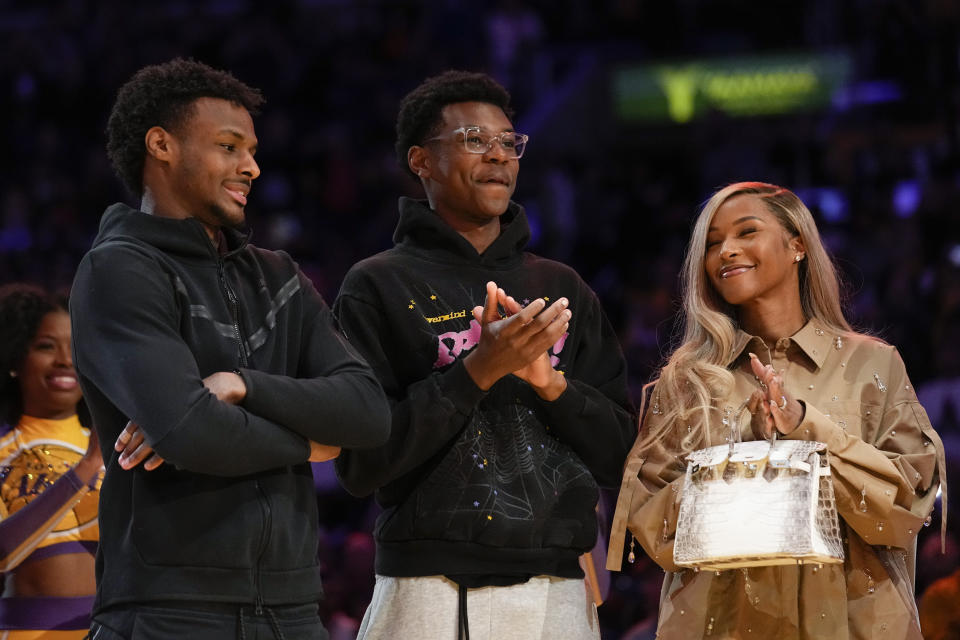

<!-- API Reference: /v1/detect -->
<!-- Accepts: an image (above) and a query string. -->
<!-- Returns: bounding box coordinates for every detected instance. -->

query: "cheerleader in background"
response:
[0,284,102,639]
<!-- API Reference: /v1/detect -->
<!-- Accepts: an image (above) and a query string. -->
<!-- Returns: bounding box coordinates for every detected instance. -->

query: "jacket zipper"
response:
[254,479,272,614]
[219,256,265,610]
[218,258,248,368]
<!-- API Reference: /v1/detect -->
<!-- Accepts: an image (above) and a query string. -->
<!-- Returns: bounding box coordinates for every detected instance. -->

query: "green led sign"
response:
[614,53,851,123]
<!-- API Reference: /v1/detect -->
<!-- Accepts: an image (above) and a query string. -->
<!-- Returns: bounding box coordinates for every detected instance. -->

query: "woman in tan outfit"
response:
[608,182,947,639]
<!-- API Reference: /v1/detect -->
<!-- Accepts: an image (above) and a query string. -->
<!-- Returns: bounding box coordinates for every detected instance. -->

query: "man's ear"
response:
[144,126,175,163]
[408,145,430,179]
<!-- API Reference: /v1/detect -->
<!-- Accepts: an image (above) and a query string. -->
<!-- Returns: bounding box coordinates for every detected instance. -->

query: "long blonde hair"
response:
[640,182,852,452]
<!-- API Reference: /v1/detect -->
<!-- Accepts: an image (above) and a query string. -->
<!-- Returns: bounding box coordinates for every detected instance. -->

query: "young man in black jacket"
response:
[333,70,635,639]
[70,58,390,640]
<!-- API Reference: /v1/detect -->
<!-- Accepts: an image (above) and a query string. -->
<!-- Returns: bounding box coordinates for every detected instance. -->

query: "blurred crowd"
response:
[2,1,958,638]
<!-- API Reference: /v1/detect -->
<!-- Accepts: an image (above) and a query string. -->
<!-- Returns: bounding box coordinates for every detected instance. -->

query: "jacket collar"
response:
[728,319,833,370]
[93,203,251,260]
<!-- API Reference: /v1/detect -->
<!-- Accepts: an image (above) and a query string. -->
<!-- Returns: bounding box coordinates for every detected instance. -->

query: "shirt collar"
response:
[728,319,834,369]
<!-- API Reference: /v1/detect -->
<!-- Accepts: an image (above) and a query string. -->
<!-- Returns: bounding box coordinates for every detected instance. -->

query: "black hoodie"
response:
[334,197,635,580]
[71,203,390,612]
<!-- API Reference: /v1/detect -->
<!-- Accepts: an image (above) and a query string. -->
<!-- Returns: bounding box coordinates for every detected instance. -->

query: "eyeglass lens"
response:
[462,129,526,158]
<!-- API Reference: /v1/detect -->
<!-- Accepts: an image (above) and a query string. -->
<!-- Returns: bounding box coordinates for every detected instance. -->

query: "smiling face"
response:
[414,101,519,228]
[16,310,81,420]
[704,194,805,308]
[162,97,260,233]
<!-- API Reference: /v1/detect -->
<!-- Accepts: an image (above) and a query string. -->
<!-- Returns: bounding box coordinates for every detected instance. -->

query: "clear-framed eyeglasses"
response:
[428,126,529,159]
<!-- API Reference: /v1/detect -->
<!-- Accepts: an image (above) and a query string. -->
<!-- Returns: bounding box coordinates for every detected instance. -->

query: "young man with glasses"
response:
[333,70,635,639]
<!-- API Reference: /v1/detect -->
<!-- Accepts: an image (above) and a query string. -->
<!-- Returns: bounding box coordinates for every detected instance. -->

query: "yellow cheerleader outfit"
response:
[0,414,101,639]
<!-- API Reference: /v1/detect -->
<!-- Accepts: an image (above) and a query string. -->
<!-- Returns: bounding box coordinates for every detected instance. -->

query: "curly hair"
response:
[106,57,264,197]
[0,284,70,425]
[395,70,514,178]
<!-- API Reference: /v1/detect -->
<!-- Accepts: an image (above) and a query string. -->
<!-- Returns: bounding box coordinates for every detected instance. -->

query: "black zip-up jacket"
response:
[71,203,390,612]
[334,198,635,581]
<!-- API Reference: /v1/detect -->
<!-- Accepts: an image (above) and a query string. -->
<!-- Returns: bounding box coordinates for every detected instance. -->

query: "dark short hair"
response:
[0,283,69,424]
[106,58,264,196]
[395,70,514,178]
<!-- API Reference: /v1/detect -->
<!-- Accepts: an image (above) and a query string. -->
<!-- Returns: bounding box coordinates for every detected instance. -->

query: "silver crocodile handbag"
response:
[673,403,845,570]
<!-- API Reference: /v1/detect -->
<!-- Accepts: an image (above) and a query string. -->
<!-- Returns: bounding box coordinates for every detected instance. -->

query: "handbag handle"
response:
[727,398,777,458]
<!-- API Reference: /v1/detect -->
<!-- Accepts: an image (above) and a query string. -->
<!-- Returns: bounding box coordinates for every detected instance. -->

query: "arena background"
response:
[1,1,956,637]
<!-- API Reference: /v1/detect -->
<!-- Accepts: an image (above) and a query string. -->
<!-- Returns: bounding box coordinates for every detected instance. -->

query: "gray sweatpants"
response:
[356,575,600,640]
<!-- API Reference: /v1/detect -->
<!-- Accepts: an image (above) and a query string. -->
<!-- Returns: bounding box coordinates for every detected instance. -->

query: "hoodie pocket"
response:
[130,471,262,568]
[388,407,599,550]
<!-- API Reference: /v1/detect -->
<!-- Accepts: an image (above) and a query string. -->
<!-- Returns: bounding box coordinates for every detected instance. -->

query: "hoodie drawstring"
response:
[457,584,470,640]
[266,607,286,640]
[238,605,286,640]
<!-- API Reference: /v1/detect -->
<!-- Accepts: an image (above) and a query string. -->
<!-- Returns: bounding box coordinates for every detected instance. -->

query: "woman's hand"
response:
[746,352,805,439]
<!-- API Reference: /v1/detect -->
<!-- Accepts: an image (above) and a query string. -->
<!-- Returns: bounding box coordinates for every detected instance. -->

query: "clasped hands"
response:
[463,281,570,401]
[746,352,804,440]
[115,370,339,471]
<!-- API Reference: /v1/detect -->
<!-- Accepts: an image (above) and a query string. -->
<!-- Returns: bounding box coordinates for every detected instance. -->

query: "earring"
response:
[8,370,16,378]
[795,254,803,262]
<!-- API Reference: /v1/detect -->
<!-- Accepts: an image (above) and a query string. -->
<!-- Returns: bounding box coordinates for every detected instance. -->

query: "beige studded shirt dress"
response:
[608,320,947,640]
